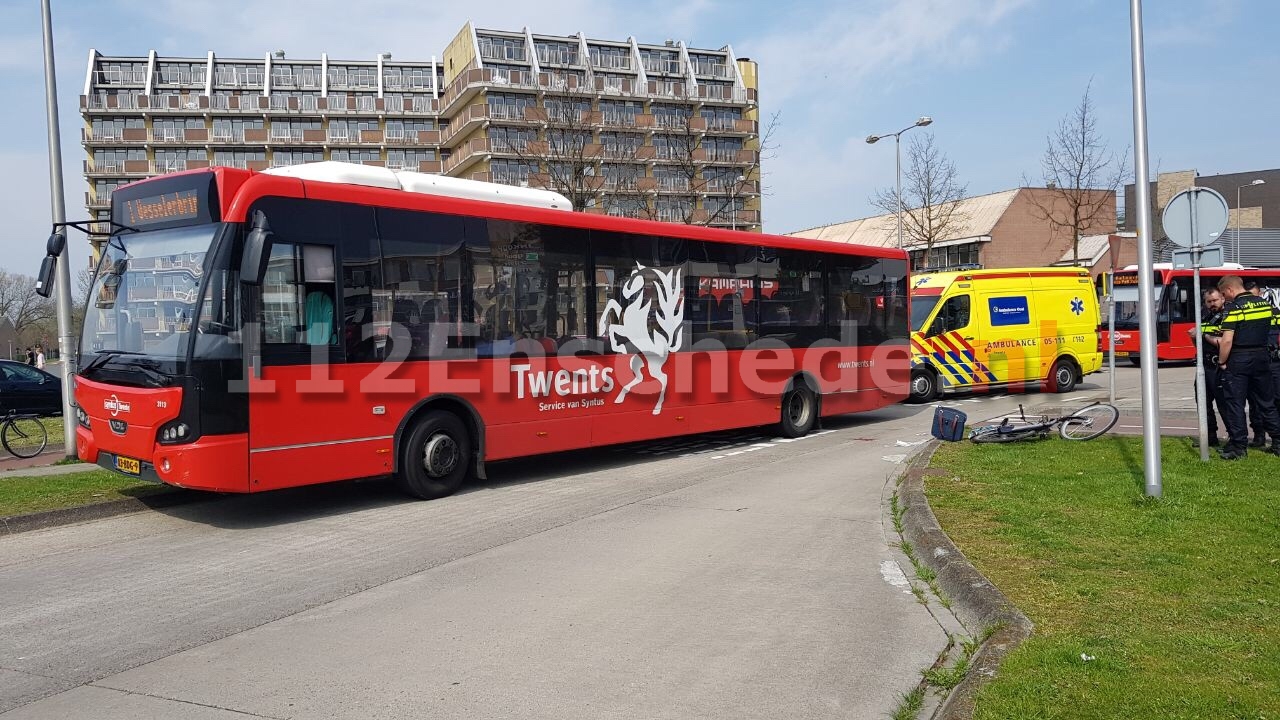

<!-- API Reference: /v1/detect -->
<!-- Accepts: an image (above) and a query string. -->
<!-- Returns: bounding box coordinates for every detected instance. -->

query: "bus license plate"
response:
[1114,351,1129,357]
[115,455,141,475]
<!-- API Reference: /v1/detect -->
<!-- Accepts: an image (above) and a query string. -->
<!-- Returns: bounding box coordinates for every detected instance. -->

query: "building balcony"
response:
[81,127,150,145]
[268,128,305,143]
[439,104,493,147]
[655,177,691,192]
[695,148,755,165]
[82,94,148,111]
[92,69,149,86]
[704,178,759,194]
[358,129,384,143]
[86,192,111,210]
[705,209,760,227]
[384,129,441,146]
[85,158,194,177]
[442,137,490,175]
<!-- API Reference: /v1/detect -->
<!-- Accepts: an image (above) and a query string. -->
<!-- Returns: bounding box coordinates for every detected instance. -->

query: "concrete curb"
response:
[897,440,1034,720]
[0,490,206,536]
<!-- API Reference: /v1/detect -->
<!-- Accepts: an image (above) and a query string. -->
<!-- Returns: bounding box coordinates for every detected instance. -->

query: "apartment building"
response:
[80,22,762,256]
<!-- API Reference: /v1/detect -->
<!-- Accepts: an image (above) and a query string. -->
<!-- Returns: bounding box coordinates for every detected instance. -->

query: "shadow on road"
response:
[149,406,935,530]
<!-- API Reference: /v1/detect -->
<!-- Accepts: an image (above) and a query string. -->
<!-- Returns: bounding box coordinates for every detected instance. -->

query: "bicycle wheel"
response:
[971,427,1039,443]
[1059,403,1120,441]
[2,417,49,459]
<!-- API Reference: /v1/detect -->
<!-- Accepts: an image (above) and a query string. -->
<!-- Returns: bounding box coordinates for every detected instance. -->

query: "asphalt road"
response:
[0,363,1178,719]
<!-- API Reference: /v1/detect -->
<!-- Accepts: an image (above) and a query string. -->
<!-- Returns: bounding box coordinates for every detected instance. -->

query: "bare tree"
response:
[0,269,54,343]
[870,132,969,254]
[643,109,780,227]
[503,75,607,211]
[1027,82,1129,264]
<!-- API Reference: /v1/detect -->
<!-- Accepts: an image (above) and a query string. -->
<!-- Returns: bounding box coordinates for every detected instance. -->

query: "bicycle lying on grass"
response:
[1,411,49,459]
[969,401,1120,443]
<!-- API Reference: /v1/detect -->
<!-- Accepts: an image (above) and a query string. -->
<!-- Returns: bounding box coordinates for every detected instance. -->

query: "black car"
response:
[0,360,63,416]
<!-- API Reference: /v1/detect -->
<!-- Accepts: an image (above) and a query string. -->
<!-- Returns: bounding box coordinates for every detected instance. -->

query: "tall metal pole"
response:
[41,0,77,460]
[1130,0,1162,497]
[1236,185,1242,263]
[1189,194,1209,462]
[895,134,903,251]
[1108,275,1116,404]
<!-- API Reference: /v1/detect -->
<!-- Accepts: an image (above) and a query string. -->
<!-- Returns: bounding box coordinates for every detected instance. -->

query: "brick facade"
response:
[980,188,1117,269]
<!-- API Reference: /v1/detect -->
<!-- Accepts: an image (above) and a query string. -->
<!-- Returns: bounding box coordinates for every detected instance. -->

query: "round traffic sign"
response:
[1162,187,1229,249]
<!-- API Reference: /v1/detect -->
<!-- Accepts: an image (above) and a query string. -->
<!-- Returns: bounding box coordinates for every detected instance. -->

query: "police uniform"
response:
[1218,292,1280,457]
[1200,307,1226,444]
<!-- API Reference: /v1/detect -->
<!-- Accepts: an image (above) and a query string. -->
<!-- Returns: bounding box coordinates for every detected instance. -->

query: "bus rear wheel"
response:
[397,411,472,500]
[779,384,818,438]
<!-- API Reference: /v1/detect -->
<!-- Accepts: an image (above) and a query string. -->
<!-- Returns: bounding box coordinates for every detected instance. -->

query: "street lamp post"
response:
[1235,179,1266,263]
[729,174,746,231]
[866,116,933,251]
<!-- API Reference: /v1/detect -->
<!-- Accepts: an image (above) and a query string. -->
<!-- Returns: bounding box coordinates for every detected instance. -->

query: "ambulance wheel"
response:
[779,384,818,438]
[909,368,938,404]
[1048,358,1078,394]
[397,411,472,500]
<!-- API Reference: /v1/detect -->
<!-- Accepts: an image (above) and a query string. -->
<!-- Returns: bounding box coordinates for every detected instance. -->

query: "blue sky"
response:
[0,0,1276,277]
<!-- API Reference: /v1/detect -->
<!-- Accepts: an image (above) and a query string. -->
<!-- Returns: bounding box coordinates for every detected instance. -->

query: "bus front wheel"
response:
[398,411,472,500]
[779,384,818,438]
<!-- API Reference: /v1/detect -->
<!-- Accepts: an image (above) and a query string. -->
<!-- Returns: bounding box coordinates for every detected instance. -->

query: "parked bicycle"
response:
[969,401,1119,443]
[1,411,49,459]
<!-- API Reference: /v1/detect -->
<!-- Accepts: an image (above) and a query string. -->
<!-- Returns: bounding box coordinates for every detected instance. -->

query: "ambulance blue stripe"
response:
[962,350,999,382]
[945,350,979,383]
[932,352,966,386]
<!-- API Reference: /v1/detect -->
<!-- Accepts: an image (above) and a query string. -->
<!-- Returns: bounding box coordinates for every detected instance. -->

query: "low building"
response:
[789,187,1117,272]
[1124,168,1280,266]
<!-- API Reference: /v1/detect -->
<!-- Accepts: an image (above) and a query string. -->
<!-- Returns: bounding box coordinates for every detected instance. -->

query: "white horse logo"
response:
[599,263,684,415]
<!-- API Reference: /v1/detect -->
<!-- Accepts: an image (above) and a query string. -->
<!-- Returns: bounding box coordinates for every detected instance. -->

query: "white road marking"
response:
[879,559,915,594]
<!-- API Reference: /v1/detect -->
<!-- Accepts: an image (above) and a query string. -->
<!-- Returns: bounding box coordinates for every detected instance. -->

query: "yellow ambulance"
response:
[907,267,1102,402]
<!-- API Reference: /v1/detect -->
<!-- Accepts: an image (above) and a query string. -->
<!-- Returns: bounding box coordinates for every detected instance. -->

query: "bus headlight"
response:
[75,406,90,429]
[158,422,192,444]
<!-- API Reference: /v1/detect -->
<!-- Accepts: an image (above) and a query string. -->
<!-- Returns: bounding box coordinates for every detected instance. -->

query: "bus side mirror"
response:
[35,256,57,298]
[34,230,66,298]
[240,213,273,286]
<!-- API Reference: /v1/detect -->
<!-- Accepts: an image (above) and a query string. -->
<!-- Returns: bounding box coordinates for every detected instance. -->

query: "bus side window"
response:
[260,243,337,345]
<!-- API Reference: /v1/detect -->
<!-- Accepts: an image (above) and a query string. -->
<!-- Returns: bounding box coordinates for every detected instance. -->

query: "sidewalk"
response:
[0,446,100,477]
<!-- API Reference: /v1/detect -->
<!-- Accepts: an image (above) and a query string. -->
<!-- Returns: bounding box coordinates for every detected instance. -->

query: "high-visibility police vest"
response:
[1221,293,1275,349]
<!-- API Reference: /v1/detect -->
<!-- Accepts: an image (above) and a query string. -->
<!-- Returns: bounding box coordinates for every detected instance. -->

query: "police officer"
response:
[1244,280,1272,445]
[1196,288,1227,447]
[1215,275,1280,459]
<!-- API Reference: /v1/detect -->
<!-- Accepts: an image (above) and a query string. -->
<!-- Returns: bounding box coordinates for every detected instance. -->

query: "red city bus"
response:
[1101,263,1280,364]
[74,163,910,499]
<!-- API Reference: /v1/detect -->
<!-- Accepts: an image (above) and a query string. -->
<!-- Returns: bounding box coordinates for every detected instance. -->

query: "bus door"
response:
[244,200,393,491]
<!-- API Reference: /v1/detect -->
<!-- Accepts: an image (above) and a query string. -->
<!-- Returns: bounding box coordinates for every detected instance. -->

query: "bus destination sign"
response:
[112,172,220,230]
[122,191,200,226]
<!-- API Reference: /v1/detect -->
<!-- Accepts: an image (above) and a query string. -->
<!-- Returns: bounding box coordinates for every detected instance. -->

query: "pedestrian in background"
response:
[34,345,45,370]
[1215,275,1280,459]
[24,347,34,366]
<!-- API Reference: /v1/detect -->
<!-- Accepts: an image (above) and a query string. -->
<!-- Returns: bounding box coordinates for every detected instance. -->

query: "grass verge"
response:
[926,435,1280,719]
[0,469,174,517]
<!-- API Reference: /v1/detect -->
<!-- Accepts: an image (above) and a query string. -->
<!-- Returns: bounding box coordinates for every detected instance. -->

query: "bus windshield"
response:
[910,294,941,331]
[1110,282,1163,329]
[80,224,219,363]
